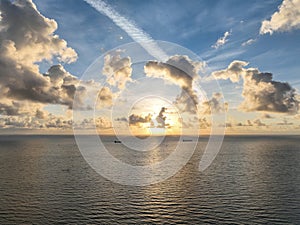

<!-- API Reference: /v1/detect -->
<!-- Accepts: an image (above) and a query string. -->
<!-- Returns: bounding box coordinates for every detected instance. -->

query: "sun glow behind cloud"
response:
[0,0,300,135]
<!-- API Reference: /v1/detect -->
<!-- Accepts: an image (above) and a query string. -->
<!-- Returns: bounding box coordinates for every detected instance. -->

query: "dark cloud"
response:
[241,72,298,113]
[235,119,267,127]
[153,107,167,128]
[0,102,21,116]
[115,117,128,122]
[0,99,45,116]
[129,113,152,126]
[44,65,87,109]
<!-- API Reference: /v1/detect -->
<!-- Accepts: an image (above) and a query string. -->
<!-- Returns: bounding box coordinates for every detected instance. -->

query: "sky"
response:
[0,0,300,135]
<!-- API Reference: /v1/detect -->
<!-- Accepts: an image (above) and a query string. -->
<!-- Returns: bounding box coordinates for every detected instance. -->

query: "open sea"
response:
[0,135,299,224]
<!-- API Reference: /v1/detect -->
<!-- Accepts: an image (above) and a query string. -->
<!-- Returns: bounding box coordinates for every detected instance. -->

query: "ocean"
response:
[0,135,299,224]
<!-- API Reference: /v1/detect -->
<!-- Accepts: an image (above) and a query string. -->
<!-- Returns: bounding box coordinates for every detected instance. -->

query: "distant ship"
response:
[182,139,192,142]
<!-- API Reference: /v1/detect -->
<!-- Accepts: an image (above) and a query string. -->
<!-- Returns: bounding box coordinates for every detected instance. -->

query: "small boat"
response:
[182,139,192,142]
[114,140,122,143]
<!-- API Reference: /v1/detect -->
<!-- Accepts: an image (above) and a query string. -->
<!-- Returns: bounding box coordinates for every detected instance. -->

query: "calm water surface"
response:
[0,135,299,224]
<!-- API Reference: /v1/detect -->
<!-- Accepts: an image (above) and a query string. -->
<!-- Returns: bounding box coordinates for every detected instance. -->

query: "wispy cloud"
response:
[211,30,232,49]
[241,38,256,46]
[84,0,168,61]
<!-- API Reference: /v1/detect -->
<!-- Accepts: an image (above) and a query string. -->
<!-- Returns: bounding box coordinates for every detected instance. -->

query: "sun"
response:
[126,96,182,136]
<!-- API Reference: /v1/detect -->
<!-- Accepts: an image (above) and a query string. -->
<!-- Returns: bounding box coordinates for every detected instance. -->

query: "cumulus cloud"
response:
[178,117,193,129]
[211,30,231,49]
[128,107,172,129]
[260,0,300,35]
[129,113,152,126]
[95,117,112,129]
[212,60,249,82]
[0,0,77,64]
[0,1,120,131]
[0,98,45,116]
[0,113,73,130]
[241,72,298,113]
[102,50,132,90]
[235,119,266,127]
[144,55,205,113]
[253,119,266,126]
[44,65,88,109]
[96,87,113,108]
[199,117,211,129]
[35,109,48,119]
[212,60,299,113]
[66,117,113,130]
[153,107,167,128]
[0,116,36,129]
[45,117,73,129]
[277,119,293,125]
[0,101,25,116]
[0,0,86,118]
[200,93,228,115]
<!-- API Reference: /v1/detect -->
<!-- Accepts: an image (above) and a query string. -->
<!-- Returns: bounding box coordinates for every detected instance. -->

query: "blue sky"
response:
[34,0,300,86]
[1,0,300,134]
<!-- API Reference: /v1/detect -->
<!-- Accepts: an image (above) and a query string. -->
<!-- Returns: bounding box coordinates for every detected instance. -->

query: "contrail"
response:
[84,0,222,173]
[84,0,169,61]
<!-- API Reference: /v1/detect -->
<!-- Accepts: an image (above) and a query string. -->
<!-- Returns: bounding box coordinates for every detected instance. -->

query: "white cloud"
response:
[144,55,205,113]
[200,93,228,115]
[102,50,132,90]
[212,60,249,82]
[0,0,77,64]
[212,61,299,113]
[0,0,83,115]
[260,0,300,34]
[0,0,120,131]
[211,30,231,49]
[241,38,256,46]
[95,117,112,129]
[96,87,113,109]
